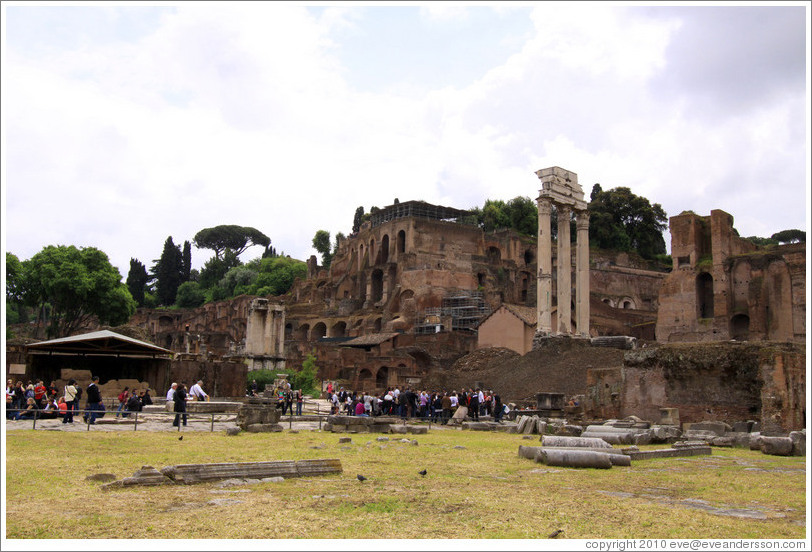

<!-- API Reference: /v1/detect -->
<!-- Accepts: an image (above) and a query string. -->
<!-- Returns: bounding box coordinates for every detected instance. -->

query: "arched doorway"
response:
[376,366,389,388]
[730,314,750,341]
[358,369,373,391]
[312,322,327,340]
[487,246,501,264]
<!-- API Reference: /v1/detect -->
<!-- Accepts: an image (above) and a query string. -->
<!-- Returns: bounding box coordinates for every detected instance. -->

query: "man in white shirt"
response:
[166,383,177,402]
[189,380,208,401]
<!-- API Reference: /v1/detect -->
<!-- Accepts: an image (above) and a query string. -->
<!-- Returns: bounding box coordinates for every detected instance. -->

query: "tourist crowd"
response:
[6,377,154,423]
[324,383,509,423]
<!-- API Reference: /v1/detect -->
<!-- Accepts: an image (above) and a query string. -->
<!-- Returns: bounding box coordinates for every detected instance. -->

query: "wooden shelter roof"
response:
[26,330,172,357]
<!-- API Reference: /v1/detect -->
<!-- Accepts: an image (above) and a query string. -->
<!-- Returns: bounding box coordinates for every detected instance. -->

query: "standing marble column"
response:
[536,198,553,334]
[556,206,572,334]
[575,210,590,337]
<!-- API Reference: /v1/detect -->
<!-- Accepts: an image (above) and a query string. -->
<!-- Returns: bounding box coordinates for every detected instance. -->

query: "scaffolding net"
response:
[413,291,491,335]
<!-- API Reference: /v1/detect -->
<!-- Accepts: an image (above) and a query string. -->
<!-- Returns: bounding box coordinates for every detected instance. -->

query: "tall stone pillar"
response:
[576,210,590,337]
[556,206,572,334]
[534,166,588,341]
[536,198,553,334]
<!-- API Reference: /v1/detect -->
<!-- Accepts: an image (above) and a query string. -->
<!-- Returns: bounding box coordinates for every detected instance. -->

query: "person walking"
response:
[295,389,304,416]
[116,387,130,417]
[172,383,188,427]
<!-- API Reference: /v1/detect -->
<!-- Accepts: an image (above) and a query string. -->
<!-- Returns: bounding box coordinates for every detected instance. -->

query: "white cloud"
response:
[3,3,807,278]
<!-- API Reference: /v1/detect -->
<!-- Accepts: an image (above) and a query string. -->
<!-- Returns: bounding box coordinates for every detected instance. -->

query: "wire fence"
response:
[5,400,460,432]
[4,399,332,432]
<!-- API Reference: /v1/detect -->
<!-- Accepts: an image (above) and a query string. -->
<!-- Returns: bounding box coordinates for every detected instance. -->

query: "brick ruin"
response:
[10,168,804,431]
[657,209,806,343]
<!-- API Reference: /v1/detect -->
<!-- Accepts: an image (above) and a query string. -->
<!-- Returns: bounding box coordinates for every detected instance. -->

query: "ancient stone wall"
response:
[656,210,805,343]
[586,342,805,432]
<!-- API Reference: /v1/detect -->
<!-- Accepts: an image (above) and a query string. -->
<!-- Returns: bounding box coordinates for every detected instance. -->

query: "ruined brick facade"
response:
[585,342,805,433]
[656,209,806,343]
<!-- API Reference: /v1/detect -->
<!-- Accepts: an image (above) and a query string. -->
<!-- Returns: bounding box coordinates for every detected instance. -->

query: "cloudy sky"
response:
[2,2,809,278]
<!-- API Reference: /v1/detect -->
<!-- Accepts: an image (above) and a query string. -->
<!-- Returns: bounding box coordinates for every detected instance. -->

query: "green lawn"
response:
[4,428,807,540]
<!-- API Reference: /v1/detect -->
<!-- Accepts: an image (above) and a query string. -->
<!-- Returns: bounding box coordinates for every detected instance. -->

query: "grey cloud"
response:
[643,7,806,119]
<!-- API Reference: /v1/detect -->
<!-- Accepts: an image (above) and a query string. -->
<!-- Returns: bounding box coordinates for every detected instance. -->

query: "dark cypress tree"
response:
[126,258,149,307]
[181,240,192,283]
[152,237,183,306]
[352,206,365,233]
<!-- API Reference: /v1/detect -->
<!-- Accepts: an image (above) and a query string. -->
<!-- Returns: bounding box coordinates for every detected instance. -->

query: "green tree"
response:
[6,252,27,329]
[471,196,539,238]
[151,237,183,306]
[352,206,365,233]
[219,266,258,297]
[288,353,319,396]
[744,236,778,246]
[250,256,307,296]
[21,245,136,338]
[588,185,667,260]
[504,196,538,237]
[175,281,206,308]
[181,240,192,282]
[771,229,806,244]
[198,249,241,290]
[126,258,149,307]
[312,230,332,268]
[6,252,24,302]
[193,225,271,260]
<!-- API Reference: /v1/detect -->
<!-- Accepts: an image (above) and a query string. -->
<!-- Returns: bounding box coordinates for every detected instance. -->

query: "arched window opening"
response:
[312,322,327,341]
[697,272,715,319]
[371,269,384,303]
[524,249,534,265]
[330,321,347,338]
[397,230,406,254]
[381,235,389,263]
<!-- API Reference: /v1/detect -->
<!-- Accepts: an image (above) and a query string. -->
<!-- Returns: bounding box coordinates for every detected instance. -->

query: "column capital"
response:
[537,197,552,215]
[576,210,590,230]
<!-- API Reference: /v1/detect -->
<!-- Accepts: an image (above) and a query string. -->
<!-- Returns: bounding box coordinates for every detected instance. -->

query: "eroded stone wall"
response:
[586,342,805,432]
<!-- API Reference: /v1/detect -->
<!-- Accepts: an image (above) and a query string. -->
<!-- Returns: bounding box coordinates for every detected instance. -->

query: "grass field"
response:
[4,428,807,541]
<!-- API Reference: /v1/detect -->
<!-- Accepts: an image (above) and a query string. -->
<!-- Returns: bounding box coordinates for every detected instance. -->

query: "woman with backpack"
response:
[116,387,130,418]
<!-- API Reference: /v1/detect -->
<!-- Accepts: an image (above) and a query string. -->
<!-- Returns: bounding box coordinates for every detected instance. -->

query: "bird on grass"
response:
[357,474,367,482]
[547,529,563,539]
[178,436,183,441]
[418,469,427,476]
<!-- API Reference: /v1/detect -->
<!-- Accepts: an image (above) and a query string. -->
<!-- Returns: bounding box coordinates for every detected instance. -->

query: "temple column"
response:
[556,206,572,334]
[575,210,590,337]
[536,198,553,334]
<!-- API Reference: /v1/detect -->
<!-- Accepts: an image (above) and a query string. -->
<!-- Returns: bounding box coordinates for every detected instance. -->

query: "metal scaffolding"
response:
[413,291,491,335]
[369,200,478,228]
